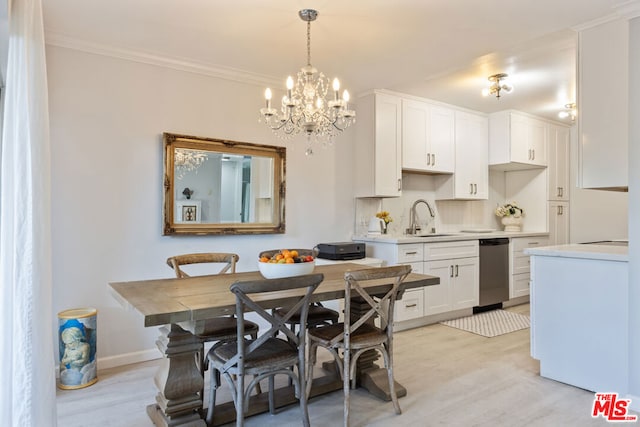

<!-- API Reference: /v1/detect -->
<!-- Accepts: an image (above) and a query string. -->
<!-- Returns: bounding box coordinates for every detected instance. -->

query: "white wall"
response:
[568,126,628,242]
[47,45,356,366]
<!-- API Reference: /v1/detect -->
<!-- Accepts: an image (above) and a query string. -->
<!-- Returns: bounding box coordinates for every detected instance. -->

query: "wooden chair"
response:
[205,273,323,427]
[166,253,260,396]
[306,265,412,427]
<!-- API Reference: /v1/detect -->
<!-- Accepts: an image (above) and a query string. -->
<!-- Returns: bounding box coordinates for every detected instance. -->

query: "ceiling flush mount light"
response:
[482,73,513,99]
[260,9,355,152]
[558,103,577,121]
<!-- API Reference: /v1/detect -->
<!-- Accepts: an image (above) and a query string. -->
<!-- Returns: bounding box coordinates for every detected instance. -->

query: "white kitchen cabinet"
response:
[423,260,452,315]
[423,241,479,315]
[509,236,548,298]
[402,99,455,174]
[578,19,628,190]
[363,239,478,322]
[489,110,547,169]
[394,288,424,322]
[547,124,570,201]
[436,110,488,200]
[548,202,570,246]
[354,91,402,197]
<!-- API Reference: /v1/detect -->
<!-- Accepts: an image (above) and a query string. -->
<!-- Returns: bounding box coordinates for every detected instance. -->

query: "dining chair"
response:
[205,273,323,427]
[166,253,261,396]
[306,264,412,427]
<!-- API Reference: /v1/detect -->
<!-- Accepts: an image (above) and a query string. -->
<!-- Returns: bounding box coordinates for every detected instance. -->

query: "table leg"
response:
[147,324,206,427]
[349,297,407,401]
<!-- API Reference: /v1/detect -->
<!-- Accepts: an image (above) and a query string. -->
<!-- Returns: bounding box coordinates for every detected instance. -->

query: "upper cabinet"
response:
[354,91,403,197]
[578,18,628,191]
[547,124,570,201]
[402,99,455,174]
[435,110,489,200]
[489,110,547,170]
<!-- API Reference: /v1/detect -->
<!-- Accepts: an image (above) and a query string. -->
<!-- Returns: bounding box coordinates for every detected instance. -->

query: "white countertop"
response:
[525,243,628,262]
[353,230,549,244]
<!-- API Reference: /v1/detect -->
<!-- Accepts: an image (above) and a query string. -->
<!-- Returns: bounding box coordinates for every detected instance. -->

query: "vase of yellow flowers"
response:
[376,211,393,234]
[495,202,524,232]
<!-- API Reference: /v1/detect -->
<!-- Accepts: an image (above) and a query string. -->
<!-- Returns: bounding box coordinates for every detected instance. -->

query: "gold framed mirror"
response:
[163,133,286,235]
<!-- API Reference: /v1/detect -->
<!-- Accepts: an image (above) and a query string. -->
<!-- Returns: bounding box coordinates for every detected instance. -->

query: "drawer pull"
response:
[405,304,418,308]
[405,251,418,255]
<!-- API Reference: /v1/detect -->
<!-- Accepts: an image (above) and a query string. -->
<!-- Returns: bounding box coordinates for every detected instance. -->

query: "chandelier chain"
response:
[307,20,311,66]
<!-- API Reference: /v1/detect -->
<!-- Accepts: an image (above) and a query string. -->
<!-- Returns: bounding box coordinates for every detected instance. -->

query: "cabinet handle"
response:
[473,183,477,194]
[532,149,535,160]
[528,149,532,160]
[455,264,459,277]
[398,178,402,192]
[432,153,436,166]
[427,153,431,166]
[560,187,563,197]
[470,183,474,194]
[450,265,454,277]
[528,242,539,245]
[406,251,418,255]
[405,303,417,308]
[557,187,561,197]
[560,206,564,215]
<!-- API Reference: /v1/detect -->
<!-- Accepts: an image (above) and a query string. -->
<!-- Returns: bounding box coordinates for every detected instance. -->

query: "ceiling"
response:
[41,0,622,122]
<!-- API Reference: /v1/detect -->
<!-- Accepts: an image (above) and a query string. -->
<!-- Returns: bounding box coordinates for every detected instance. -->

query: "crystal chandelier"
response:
[260,9,355,148]
[174,148,208,179]
[482,73,514,99]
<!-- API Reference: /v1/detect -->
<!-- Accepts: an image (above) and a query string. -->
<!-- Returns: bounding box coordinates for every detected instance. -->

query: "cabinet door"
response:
[423,260,452,315]
[402,99,429,171]
[548,125,570,201]
[528,118,547,166]
[510,113,530,163]
[428,105,455,173]
[375,94,403,196]
[578,19,628,189]
[548,202,570,246]
[451,257,479,310]
[453,111,488,199]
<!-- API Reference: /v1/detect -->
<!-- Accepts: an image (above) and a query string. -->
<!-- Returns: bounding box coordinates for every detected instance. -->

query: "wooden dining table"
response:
[108,262,439,427]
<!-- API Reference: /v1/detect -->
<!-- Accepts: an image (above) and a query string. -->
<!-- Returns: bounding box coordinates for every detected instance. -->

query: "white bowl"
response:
[257,259,316,279]
[257,249,317,279]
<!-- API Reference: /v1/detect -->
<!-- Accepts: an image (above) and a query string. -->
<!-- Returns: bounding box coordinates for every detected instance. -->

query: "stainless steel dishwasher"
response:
[474,238,510,313]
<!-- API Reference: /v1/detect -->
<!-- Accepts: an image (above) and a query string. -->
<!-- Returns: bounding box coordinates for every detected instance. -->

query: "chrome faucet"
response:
[407,199,436,235]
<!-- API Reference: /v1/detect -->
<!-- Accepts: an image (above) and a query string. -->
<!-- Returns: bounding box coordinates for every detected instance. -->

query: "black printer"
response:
[316,242,366,261]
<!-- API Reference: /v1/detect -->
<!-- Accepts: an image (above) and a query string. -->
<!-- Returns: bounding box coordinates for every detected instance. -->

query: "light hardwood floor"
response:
[56,305,613,426]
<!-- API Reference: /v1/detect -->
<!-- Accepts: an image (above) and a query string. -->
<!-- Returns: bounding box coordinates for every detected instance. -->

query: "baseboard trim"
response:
[98,349,161,370]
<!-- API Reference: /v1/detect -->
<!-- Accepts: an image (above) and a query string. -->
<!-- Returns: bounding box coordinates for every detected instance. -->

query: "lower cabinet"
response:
[510,236,549,299]
[424,257,478,315]
[388,240,479,321]
[394,288,425,322]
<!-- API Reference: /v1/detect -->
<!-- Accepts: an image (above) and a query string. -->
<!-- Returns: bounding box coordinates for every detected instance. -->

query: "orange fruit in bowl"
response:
[285,257,295,264]
[259,256,269,263]
[290,250,299,258]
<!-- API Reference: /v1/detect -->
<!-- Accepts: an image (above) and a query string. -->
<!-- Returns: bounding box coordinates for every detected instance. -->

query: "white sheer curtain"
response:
[0,0,56,425]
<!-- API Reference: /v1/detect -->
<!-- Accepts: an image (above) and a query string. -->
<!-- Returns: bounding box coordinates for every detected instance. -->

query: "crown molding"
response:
[44,31,283,89]
[613,0,640,19]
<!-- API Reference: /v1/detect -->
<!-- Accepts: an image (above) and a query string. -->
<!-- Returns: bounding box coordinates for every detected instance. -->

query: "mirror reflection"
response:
[163,133,286,235]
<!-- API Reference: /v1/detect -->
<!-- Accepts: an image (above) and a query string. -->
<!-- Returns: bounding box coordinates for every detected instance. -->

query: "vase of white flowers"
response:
[495,202,524,232]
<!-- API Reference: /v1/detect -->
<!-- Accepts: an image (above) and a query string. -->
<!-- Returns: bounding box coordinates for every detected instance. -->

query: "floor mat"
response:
[439,309,530,337]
